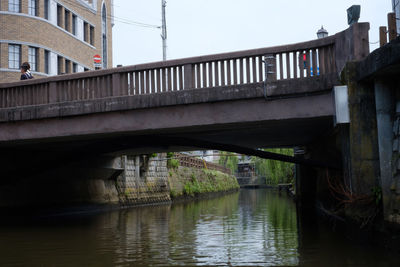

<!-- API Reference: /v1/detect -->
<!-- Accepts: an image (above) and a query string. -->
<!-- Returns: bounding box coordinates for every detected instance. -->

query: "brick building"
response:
[0,0,113,83]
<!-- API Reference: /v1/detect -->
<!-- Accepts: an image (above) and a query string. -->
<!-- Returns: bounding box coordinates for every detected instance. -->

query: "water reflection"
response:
[0,189,398,266]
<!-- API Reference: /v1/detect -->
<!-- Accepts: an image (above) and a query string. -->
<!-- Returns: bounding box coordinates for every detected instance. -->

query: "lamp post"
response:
[317,26,328,39]
[312,26,328,76]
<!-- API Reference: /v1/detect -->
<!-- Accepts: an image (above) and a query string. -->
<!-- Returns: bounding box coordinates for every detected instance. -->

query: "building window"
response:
[65,10,70,32]
[57,56,63,75]
[44,0,49,19]
[102,3,107,68]
[8,0,20,12]
[57,4,62,27]
[73,63,78,73]
[44,50,50,74]
[8,44,20,69]
[83,22,89,42]
[28,0,37,16]
[72,14,77,35]
[90,26,95,46]
[65,59,71,73]
[28,47,38,71]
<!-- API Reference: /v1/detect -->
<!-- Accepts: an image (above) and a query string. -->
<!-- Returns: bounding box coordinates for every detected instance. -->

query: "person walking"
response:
[20,62,34,80]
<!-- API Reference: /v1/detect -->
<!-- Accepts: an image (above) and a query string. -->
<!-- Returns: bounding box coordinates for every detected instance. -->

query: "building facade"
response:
[0,0,113,83]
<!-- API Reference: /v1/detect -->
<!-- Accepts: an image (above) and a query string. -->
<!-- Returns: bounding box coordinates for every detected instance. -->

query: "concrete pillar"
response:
[294,148,317,207]
[49,0,58,25]
[135,156,140,179]
[375,79,394,217]
[49,51,58,75]
[77,17,84,41]
[342,61,381,196]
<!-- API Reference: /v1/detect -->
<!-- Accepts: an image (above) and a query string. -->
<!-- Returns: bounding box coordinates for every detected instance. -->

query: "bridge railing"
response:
[0,23,369,109]
[175,153,232,175]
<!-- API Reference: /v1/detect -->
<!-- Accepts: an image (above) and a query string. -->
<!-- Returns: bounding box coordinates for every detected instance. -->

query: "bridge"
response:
[0,22,382,219]
[0,24,368,155]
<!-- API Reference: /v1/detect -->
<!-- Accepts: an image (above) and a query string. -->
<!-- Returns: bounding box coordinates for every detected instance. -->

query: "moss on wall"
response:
[168,167,239,199]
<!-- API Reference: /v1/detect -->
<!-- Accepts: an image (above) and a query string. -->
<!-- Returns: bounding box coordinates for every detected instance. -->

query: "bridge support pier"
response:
[295,151,316,208]
[374,79,395,221]
[294,131,345,213]
[343,37,400,227]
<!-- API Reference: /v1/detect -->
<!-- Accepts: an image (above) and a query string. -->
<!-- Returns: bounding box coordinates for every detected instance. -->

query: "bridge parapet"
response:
[0,23,369,109]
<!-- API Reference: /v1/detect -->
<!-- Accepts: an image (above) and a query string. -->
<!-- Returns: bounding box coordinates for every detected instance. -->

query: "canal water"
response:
[0,189,399,266]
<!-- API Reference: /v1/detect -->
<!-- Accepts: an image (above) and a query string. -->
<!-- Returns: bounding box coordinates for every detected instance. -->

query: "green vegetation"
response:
[252,148,294,185]
[167,152,179,169]
[218,151,238,173]
[168,167,239,199]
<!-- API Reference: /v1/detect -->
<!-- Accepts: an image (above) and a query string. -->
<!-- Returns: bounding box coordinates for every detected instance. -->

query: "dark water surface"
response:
[0,189,399,266]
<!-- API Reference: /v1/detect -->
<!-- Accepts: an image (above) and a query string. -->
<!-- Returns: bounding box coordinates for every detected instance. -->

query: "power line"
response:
[112,2,160,23]
[61,0,160,29]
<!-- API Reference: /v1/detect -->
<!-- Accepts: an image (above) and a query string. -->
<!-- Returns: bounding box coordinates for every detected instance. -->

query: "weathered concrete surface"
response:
[341,61,381,196]
[357,36,400,81]
[0,156,123,207]
[374,79,395,218]
[0,75,336,123]
[339,36,400,225]
[0,90,335,148]
[335,22,370,74]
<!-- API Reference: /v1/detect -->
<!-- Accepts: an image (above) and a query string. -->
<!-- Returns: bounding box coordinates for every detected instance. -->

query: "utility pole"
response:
[161,0,167,61]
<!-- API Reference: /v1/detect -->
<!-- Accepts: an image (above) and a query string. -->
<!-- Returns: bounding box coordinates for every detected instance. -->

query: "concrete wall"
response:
[0,154,170,207]
[375,79,400,224]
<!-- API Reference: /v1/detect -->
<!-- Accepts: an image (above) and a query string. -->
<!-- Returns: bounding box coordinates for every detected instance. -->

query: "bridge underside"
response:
[0,79,336,179]
[0,97,334,180]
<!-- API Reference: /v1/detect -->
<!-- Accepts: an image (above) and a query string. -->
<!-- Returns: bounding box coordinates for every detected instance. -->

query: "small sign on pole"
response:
[93,54,101,68]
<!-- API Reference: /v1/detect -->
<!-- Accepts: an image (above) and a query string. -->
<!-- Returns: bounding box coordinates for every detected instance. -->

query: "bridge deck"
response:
[0,23,370,155]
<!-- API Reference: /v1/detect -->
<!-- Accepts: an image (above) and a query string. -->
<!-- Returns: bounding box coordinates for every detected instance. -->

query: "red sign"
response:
[93,54,101,64]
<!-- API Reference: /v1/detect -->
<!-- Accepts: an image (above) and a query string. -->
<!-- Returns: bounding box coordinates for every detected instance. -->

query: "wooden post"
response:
[380,26,387,47]
[388,12,397,42]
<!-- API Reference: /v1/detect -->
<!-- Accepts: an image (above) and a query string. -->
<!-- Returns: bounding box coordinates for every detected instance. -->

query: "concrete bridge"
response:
[0,24,368,156]
[3,22,391,226]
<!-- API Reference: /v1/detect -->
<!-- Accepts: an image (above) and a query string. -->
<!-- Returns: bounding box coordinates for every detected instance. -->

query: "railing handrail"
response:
[0,30,339,89]
[0,23,370,111]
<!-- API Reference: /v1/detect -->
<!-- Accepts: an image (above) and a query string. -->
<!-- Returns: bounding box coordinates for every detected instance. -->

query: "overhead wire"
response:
[112,2,161,23]
[61,0,161,29]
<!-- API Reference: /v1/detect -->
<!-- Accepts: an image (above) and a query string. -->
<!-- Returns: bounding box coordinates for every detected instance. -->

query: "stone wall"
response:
[116,154,170,206]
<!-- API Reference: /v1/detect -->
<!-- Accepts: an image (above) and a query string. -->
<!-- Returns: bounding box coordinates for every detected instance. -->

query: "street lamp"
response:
[316,26,328,39]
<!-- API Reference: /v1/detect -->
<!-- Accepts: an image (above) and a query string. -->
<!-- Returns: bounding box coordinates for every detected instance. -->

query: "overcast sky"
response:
[112,0,393,67]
